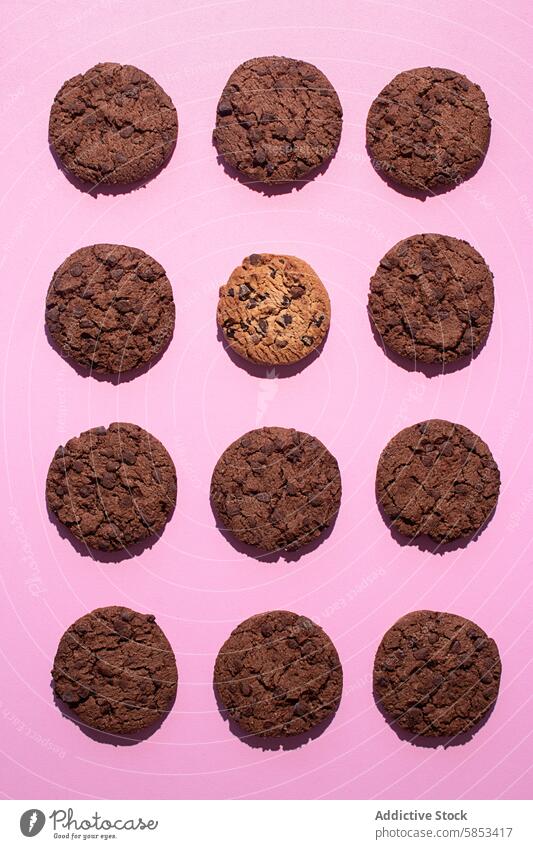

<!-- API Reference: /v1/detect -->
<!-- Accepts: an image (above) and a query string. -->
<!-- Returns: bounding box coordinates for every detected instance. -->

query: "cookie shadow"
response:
[365,138,489,201]
[213,682,336,751]
[44,320,174,385]
[376,498,496,555]
[49,142,176,198]
[52,682,175,746]
[209,497,338,564]
[46,502,174,563]
[372,687,496,748]
[368,310,488,379]
[216,325,327,379]
[215,147,336,197]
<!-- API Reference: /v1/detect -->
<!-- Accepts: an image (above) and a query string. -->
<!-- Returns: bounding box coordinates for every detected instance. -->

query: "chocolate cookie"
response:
[214,610,342,737]
[52,606,177,734]
[376,419,500,543]
[213,56,342,183]
[210,427,341,553]
[46,422,177,551]
[368,234,494,363]
[217,253,330,365]
[374,610,501,737]
[46,244,175,374]
[49,62,178,185]
[366,67,490,192]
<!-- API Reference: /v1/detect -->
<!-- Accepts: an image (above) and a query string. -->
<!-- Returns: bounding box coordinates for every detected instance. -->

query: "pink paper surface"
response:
[1,0,532,800]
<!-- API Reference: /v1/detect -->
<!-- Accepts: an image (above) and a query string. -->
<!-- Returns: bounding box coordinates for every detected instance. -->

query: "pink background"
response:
[1,0,533,800]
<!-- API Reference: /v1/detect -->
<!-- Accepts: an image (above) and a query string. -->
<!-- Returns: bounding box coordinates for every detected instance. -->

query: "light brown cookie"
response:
[217,253,330,365]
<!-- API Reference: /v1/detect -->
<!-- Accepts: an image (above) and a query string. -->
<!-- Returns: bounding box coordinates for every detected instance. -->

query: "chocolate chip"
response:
[217,100,232,116]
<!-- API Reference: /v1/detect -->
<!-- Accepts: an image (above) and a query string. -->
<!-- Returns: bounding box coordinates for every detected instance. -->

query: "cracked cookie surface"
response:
[368,234,494,363]
[213,56,342,183]
[52,606,177,734]
[217,253,330,365]
[210,427,341,553]
[49,62,178,185]
[374,610,501,737]
[46,422,177,551]
[376,420,500,542]
[46,244,175,374]
[214,610,343,737]
[366,67,490,192]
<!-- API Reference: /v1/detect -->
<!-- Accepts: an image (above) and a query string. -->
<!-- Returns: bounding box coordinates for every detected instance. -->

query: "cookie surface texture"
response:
[210,427,342,553]
[217,253,330,365]
[46,244,175,374]
[214,610,343,736]
[368,234,494,363]
[373,609,501,737]
[376,419,500,542]
[214,56,342,182]
[366,67,490,192]
[52,606,177,734]
[46,422,177,551]
[49,62,178,184]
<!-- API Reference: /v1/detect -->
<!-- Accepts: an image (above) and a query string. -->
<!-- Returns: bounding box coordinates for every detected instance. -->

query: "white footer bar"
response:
[2,799,530,848]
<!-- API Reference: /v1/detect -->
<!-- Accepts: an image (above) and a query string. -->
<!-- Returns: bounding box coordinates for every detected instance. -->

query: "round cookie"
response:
[214,610,343,737]
[217,253,330,365]
[210,427,342,553]
[52,606,177,734]
[46,422,177,551]
[49,62,178,185]
[373,610,501,737]
[213,56,343,183]
[46,244,175,374]
[368,234,494,363]
[376,419,500,543]
[366,67,490,192]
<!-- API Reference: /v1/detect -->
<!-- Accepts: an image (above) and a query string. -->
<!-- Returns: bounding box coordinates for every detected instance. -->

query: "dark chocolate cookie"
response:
[214,610,343,737]
[46,244,175,374]
[376,419,500,542]
[52,606,177,734]
[368,234,494,363]
[366,67,490,192]
[374,610,501,737]
[49,62,178,185]
[213,56,342,183]
[46,422,177,551]
[217,253,330,365]
[210,427,341,553]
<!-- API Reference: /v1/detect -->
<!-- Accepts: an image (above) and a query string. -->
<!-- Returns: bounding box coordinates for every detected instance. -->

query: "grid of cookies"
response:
[46,58,501,743]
